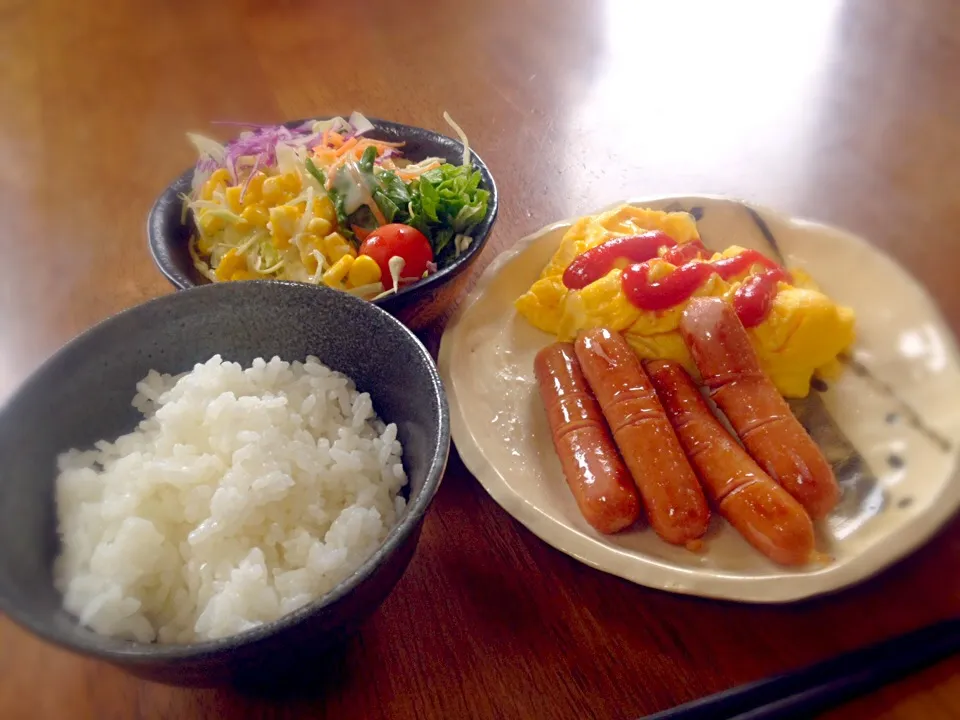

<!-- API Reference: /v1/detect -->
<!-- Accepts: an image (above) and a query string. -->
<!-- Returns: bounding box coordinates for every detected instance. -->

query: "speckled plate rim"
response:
[438,194,960,603]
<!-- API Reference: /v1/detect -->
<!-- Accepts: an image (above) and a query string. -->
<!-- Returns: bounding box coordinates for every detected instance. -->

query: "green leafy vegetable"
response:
[304,157,327,187]
[434,229,455,259]
[418,177,440,222]
[352,147,412,225]
[393,163,489,261]
[421,168,443,185]
[326,183,355,242]
[376,169,410,209]
[358,145,378,174]
[370,167,409,224]
[372,191,400,223]
[453,201,487,233]
[317,150,487,261]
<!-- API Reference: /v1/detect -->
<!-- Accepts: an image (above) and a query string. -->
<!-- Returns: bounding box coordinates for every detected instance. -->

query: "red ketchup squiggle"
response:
[621,262,715,311]
[562,232,707,289]
[662,240,708,266]
[564,235,793,327]
[709,249,786,281]
[732,267,792,327]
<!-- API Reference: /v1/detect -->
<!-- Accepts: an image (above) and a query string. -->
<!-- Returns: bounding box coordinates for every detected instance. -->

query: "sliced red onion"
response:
[293,133,323,148]
[194,120,331,181]
[196,157,220,173]
[210,121,277,128]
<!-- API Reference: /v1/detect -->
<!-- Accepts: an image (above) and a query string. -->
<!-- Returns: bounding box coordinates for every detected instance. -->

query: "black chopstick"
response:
[643,618,960,720]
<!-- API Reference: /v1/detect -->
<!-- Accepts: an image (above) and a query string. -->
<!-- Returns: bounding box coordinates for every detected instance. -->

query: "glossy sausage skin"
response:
[680,297,840,519]
[574,328,710,545]
[646,360,815,565]
[534,343,642,534]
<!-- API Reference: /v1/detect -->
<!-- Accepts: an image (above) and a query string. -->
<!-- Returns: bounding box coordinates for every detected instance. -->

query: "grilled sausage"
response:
[680,297,840,519]
[534,343,642,533]
[574,328,710,545]
[647,359,816,565]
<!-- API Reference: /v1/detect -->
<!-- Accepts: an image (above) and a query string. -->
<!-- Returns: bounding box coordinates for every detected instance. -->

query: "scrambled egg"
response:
[515,205,855,398]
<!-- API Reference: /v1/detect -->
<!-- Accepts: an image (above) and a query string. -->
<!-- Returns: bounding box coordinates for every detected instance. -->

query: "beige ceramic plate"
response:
[438,196,960,603]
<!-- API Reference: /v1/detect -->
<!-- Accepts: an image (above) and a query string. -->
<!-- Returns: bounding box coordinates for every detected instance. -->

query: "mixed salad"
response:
[183,112,489,299]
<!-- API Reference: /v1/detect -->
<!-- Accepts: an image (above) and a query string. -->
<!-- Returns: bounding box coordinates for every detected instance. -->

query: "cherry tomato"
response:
[359,224,434,290]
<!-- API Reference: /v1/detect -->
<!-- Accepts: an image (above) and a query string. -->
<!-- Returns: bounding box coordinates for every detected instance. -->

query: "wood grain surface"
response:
[3,0,960,717]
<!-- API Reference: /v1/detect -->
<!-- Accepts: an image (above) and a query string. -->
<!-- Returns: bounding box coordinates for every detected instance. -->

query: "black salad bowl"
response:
[147,116,499,329]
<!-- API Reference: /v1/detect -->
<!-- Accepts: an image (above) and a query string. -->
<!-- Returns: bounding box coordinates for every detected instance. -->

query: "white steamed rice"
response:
[54,354,407,644]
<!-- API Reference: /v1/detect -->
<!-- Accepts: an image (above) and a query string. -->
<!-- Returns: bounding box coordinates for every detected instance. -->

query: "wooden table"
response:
[3,0,960,717]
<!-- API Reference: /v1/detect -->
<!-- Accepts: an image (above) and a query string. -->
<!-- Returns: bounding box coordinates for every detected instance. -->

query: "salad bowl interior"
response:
[147,116,498,329]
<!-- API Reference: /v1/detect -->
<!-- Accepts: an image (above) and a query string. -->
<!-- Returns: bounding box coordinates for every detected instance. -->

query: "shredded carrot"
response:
[352,225,371,242]
[326,142,371,174]
[368,200,388,226]
[321,128,330,149]
[335,137,359,157]
[328,131,345,148]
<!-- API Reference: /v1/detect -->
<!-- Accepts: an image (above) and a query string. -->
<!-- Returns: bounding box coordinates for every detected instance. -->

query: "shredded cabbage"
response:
[187,133,226,164]
[309,117,351,135]
[443,112,471,167]
[348,111,375,136]
[275,142,304,176]
[454,233,473,257]
[345,282,385,297]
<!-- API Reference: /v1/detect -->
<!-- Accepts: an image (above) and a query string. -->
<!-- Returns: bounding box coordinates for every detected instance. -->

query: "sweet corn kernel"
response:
[231,270,260,281]
[261,175,288,205]
[348,254,382,288]
[322,255,354,286]
[313,196,336,225]
[268,205,300,249]
[225,186,243,214]
[208,168,230,186]
[279,172,302,194]
[242,172,266,205]
[307,217,332,237]
[322,231,356,264]
[241,205,270,228]
[198,211,226,234]
[201,169,230,201]
[215,248,247,281]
